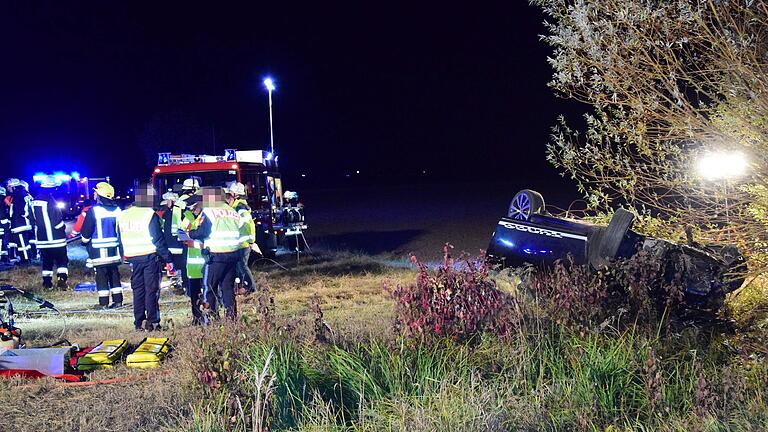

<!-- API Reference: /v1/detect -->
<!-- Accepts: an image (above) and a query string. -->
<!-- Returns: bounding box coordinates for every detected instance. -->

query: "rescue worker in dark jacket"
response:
[161,191,187,293]
[179,193,205,325]
[188,187,242,319]
[32,177,69,289]
[6,178,35,264]
[81,182,123,308]
[0,186,9,263]
[225,181,259,293]
[119,184,172,331]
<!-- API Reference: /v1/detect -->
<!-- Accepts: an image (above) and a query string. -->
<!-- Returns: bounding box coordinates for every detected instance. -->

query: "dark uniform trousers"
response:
[171,250,188,290]
[188,277,204,324]
[204,251,240,319]
[95,264,122,306]
[128,254,162,329]
[41,246,69,285]
[0,221,9,262]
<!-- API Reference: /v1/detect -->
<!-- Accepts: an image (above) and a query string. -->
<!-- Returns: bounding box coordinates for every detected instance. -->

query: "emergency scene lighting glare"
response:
[263,77,275,91]
[697,151,748,181]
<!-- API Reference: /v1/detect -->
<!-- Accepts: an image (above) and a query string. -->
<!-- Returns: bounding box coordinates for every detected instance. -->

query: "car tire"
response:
[508,189,546,221]
[588,208,635,270]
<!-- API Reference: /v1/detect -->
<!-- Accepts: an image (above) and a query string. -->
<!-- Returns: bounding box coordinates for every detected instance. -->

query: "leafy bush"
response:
[390,245,515,342]
[518,251,686,335]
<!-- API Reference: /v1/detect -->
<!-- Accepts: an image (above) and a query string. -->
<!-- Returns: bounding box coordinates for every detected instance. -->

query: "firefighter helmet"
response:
[227,182,246,196]
[6,178,20,188]
[94,182,115,199]
[182,178,199,191]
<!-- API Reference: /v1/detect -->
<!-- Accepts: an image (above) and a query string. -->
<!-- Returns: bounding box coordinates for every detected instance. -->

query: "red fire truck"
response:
[152,149,300,257]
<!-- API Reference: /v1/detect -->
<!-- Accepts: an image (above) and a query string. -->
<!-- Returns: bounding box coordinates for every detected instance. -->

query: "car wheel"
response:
[508,189,546,221]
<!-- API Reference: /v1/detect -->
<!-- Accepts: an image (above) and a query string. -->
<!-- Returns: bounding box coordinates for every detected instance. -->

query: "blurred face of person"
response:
[135,185,155,208]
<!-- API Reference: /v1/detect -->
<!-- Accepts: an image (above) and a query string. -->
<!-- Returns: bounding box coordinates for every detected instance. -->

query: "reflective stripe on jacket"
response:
[32,194,67,249]
[202,205,242,253]
[118,207,157,258]
[231,199,256,247]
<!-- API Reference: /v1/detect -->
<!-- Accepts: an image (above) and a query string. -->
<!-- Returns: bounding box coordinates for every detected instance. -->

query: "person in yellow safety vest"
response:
[187,187,242,319]
[179,192,205,324]
[161,191,186,294]
[80,182,123,308]
[171,178,199,235]
[118,184,173,331]
[225,181,260,294]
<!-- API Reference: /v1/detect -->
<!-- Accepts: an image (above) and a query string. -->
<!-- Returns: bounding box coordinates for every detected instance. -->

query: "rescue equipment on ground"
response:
[76,339,129,370]
[0,347,80,381]
[126,337,171,369]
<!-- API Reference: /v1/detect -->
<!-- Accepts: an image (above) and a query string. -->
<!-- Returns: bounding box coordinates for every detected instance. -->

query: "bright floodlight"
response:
[263,77,275,91]
[697,151,747,181]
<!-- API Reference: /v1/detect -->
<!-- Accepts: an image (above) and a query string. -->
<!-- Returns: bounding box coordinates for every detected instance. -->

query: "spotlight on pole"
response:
[263,77,276,155]
[263,77,276,91]
[696,151,747,181]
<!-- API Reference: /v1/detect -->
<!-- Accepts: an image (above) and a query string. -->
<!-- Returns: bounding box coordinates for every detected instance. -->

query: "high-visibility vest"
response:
[202,205,242,254]
[89,205,122,266]
[118,207,156,258]
[171,193,192,233]
[231,199,256,248]
[183,209,204,279]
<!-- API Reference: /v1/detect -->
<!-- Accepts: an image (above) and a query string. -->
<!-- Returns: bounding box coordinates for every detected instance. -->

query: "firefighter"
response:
[6,178,35,264]
[0,186,9,263]
[19,180,37,260]
[188,187,242,319]
[118,184,172,331]
[225,181,259,293]
[180,193,205,324]
[161,191,187,293]
[172,178,199,224]
[81,182,123,308]
[32,177,69,289]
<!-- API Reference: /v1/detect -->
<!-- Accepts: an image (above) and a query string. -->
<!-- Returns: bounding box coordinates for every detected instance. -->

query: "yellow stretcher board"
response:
[77,339,130,371]
[126,337,171,369]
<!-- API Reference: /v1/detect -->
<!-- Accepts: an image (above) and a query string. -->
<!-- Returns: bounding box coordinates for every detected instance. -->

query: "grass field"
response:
[2,251,768,431]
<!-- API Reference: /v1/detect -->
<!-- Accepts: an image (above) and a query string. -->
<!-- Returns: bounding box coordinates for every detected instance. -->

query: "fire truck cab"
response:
[152,149,293,257]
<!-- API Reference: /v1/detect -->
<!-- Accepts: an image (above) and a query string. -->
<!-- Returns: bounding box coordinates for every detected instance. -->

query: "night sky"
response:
[1,2,578,197]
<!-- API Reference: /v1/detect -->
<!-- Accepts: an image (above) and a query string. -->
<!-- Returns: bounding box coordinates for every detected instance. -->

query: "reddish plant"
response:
[391,244,513,342]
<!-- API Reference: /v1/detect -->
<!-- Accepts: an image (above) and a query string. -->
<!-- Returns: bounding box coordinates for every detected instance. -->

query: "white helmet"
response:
[182,178,200,190]
[6,178,20,188]
[162,191,179,201]
[284,190,298,200]
[228,182,246,196]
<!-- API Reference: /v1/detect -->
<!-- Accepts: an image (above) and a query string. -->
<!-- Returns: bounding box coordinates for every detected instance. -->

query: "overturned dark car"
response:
[487,190,746,312]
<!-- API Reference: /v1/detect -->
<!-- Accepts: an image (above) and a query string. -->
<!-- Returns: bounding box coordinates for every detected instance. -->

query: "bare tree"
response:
[532,0,768,270]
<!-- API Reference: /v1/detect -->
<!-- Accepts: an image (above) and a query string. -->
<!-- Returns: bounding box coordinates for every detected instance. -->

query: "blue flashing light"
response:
[224,149,237,161]
[54,173,71,183]
[158,152,171,166]
[33,173,47,183]
[499,238,515,248]
[263,77,276,91]
[264,151,273,161]
[71,171,80,181]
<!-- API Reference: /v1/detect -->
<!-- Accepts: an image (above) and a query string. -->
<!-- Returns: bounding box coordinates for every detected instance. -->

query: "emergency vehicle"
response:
[152,149,299,257]
[30,172,110,220]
